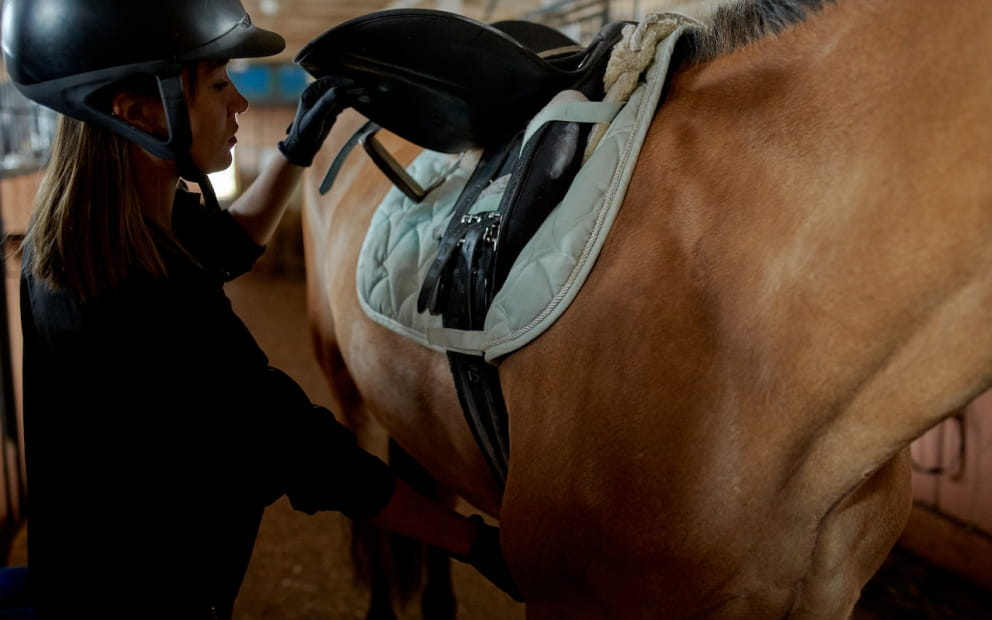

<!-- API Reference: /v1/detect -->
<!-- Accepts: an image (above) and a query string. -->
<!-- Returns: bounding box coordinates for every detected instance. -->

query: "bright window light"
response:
[208,153,239,202]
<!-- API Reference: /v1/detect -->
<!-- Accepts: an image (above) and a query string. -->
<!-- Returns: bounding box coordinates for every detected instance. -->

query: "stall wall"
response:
[906,393,992,589]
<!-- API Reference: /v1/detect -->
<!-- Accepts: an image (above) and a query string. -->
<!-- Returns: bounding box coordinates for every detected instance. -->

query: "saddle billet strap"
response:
[443,101,621,309]
[416,132,521,315]
[539,45,586,59]
[323,121,467,202]
[442,212,504,330]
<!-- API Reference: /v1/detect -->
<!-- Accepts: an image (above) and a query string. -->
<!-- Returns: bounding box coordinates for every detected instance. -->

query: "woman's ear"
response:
[111,91,168,137]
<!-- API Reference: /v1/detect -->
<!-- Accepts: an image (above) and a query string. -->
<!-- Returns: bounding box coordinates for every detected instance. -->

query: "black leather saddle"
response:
[296,9,630,485]
[295,8,621,153]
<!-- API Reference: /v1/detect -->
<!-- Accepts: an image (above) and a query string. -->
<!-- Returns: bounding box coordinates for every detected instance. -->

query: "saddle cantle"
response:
[294,8,622,153]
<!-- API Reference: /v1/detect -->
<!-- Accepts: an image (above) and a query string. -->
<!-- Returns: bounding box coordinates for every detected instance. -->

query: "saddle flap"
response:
[294,9,581,152]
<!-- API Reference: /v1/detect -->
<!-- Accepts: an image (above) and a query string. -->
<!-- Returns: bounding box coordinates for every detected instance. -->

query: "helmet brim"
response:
[179,22,286,62]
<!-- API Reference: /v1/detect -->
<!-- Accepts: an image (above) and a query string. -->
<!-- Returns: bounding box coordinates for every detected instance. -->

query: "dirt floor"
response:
[855,546,992,620]
[5,269,991,618]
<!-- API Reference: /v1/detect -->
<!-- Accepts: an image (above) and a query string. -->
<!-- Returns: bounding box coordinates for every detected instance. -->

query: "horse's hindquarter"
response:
[501,0,992,616]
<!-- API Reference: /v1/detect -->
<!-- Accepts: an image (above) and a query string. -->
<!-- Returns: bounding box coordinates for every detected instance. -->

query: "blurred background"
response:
[1,0,990,617]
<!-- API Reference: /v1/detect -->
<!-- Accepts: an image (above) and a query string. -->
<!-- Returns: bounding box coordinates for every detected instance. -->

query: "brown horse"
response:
[301,0,992,617]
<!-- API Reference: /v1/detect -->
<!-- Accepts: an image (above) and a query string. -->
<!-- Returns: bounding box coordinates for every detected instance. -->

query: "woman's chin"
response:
[200,156,233,176]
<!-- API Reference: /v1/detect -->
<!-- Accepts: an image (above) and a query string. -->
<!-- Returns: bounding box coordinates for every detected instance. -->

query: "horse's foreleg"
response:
[350,437,461,620]
[421,546,456,620]
[352,519,399,620]
[387,439,458,620]
[305,308,405,618]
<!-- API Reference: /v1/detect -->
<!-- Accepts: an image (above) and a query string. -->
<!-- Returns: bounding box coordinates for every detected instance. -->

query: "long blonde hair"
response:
[24,115,169,300]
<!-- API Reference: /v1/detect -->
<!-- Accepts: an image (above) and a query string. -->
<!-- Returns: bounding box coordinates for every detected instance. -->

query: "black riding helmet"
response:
[1,0,284,198]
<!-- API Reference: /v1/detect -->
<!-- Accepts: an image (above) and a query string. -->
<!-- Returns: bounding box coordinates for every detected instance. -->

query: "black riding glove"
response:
[454,515,524,602]
[277,76,349,167]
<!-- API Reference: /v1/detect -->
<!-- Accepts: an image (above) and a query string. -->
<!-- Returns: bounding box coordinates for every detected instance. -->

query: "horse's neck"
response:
[681,0,986,127]
[656,0,992,363]
[631,0,992,499]
[680,0,991,128]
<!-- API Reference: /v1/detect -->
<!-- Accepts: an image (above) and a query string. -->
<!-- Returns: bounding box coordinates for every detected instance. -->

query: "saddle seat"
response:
[294,8,625,152]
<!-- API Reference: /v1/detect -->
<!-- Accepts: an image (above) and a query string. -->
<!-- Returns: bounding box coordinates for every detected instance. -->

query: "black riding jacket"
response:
[19,190,396,618]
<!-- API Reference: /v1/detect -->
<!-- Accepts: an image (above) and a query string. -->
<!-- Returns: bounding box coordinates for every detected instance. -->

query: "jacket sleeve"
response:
[89,266,398,522]
[252,367,397,520]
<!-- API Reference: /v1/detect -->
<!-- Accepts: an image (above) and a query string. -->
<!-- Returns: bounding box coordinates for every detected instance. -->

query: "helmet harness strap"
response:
[157,70,222,212]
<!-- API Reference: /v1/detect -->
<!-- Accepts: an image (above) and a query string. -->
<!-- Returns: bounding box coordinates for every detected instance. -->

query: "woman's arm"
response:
[228,76,345,246]
[226,152,303,246]
[369,478,477,556]
[368,480,523,601]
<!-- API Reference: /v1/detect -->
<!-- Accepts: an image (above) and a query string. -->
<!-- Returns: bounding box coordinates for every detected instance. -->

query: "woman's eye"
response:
[213,80,230,91]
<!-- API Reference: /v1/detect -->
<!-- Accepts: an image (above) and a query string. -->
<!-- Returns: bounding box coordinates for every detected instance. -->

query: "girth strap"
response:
[434,147,517,482]
[429,105,608,483]
[442,206,510,480]
[447,352,510,479]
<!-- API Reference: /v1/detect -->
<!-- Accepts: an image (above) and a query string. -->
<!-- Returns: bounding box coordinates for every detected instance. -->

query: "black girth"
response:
[419,112,595,483]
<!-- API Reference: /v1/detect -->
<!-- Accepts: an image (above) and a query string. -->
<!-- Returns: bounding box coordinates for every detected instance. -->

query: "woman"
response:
[1,0,519,616]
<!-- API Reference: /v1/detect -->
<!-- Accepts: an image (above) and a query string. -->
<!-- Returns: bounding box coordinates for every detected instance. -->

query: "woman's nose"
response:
[232,86,249,114]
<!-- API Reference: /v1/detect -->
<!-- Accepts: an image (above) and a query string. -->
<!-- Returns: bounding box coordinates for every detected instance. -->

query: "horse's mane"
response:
[686,0,836,62]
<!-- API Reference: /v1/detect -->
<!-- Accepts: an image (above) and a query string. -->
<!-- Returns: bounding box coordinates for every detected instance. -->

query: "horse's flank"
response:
[303,0,992,616]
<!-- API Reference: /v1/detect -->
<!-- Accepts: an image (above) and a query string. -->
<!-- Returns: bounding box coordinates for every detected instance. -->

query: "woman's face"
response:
[185,60,249,174]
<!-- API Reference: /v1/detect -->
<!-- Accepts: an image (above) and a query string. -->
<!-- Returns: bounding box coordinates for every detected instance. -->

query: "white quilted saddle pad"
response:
[356,17,695,361]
